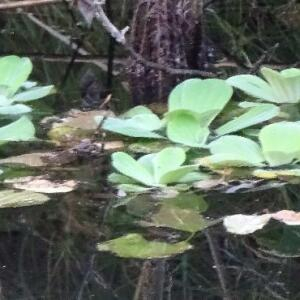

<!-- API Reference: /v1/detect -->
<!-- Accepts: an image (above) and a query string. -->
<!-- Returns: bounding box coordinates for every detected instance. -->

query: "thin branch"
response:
[0,0,62,10]
[25,13,115,73]
[93,0,216,77]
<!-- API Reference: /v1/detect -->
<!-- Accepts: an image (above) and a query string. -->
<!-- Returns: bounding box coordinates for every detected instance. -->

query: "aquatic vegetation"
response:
[109,147,208,192]
[0,55,55,113]
[99,74,281,148]
[200,121,300,169]
[227,67,300,103]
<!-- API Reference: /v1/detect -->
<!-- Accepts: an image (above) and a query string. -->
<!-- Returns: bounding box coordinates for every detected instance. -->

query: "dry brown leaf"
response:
[53,109,114,131]
[5,176,78,194]
[193,178,225,190]
[0,152,56,167]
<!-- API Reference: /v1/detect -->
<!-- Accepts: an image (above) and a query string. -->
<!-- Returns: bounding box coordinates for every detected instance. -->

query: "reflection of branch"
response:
[93,0,215,77]
[0,0,61,10]
[26,13,112,73]
[205,229,232,300]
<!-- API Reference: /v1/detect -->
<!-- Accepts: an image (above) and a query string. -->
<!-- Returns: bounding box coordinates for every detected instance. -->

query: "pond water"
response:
[1,152,300,299]
[2,8,300,300]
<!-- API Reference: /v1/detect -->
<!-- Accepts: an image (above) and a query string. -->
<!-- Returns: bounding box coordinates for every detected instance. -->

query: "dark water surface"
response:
[1,155,300,300]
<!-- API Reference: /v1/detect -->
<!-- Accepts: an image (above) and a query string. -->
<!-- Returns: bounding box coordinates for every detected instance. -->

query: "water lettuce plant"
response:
[109,147,207,192]
[227,67,300,103]
[200,121,300,169]
[0,55,55,114]
[98,76,280,148]
[0,55,55,174]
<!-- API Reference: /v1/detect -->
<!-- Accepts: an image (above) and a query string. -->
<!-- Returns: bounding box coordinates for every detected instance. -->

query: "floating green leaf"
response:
[11,85,55,102]
[0,116,35,143]
[0,55,32,96]
[202,135,265,168]
[168,79,233,125]
[0,189,50,208]
[166,110,209,147]
[216,103,280,136]
[97,233,192,259]
[227,67,300,103]
[259,122,300,166]
[111,147,200,190]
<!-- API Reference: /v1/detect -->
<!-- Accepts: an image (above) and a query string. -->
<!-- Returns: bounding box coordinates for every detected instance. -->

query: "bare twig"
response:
[0,0,62,10]
[92,0,216,77]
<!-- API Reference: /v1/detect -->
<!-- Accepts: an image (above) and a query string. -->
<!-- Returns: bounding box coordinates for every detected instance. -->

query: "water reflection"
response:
[0,159,299,299]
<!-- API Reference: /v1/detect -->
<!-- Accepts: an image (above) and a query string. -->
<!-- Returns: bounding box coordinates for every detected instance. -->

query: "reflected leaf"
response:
[0,189,49,208]
[151,206,211,233]
[97,233,192,259]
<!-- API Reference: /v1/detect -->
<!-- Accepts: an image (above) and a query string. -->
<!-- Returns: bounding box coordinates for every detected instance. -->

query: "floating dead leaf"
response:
[97,233,192,259]
[193,178,226,191]
[52,109,114,131]
[224,214,271,235]
[253,169,300,180]
[95,141,124,151]
[0,189,50,208]
[271,210,300,226]
[5,176,78,193]
[0,152,57,167]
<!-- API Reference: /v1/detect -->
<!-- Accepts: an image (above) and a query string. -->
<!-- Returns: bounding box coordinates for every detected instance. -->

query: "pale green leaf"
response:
[117,184,153,193]
[227,74,274,102]
[112,152,155,186]
[0,189,49,208]
[166,111,209,147]
[261,67,300,103]
[216,103,279,136]
[102,117,163,139]
[204,135,265,167]
[108,173,138,184]
[97,233,192,258]
[11,85,56,102]
[259,122,300,166]
[168,78,233,125]
[0,56,32,96]
[0,116,35,142]
[152,147,186,182]
[159,166,199,185]
[0,104,31,115]
[121,105,154,118]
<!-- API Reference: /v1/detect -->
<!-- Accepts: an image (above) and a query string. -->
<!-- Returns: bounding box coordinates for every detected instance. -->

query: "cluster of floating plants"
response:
[0,55,55,175]
[97,66,300,195]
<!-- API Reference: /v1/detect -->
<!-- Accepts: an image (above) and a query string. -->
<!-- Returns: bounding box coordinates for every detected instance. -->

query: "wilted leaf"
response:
[193,178,226,191]
[5,176,78,193]
[224,214,271,235]
[0,189,49,208]
[97,233,192,259]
